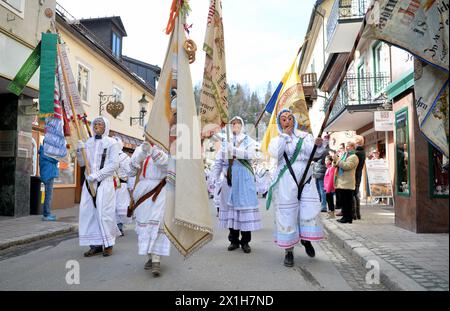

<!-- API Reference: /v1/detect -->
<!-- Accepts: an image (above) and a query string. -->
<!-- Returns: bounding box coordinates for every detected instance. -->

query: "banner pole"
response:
[297,17,368,192]
[57,44,96,196]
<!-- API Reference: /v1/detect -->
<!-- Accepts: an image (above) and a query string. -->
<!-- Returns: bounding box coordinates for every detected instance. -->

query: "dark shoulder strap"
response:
[283,152,313,201]
[100,148,108,170]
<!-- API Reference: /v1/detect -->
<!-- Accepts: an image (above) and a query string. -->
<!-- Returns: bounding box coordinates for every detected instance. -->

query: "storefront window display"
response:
[429,144,449,197]
[395,108,410,196]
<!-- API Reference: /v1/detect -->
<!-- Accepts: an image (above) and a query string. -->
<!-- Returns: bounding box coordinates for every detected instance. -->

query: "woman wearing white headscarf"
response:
[267,109,329,267]
[127,141,170,277]
[77,116,121,257]
[211,116,262,254]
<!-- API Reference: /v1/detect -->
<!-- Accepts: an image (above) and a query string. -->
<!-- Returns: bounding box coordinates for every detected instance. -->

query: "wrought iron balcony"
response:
[323,72,391,124]
[326,0,370,53]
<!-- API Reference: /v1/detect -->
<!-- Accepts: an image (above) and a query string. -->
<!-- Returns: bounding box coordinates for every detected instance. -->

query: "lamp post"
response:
[130,106,148,127]
[130,94,149,126]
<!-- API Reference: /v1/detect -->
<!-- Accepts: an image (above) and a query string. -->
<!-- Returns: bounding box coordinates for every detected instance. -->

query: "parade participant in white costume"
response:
[113,136,131,236]
[267,109,328,267]
[212,116,262,254]
[128,141,170,277]
[77,116,121,257]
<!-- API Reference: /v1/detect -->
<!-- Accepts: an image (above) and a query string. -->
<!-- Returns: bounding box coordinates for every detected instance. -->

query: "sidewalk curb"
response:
[0,224,78,251]
[322,217,427,291]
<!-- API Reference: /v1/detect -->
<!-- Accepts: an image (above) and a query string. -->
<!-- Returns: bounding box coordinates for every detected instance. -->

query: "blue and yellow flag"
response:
[261,56,311,153]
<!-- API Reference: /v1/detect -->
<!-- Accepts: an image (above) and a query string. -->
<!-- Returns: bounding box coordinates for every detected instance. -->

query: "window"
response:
[54,154,76,186]
[1,0,25,17]
[429,145,449,197]
[112,32,121,58]
[395,108,410,196]
[373,41,384,93]
[77,63,90,104]
[112,85,123,102]
[38,136,76,187]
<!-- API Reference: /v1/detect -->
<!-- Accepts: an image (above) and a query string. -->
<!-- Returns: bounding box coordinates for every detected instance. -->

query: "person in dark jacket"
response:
[39,143,59,221]
[353,136,366,220]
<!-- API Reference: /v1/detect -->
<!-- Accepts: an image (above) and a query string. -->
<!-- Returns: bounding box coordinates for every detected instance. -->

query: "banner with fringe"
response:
[146,1,213,258]
[199,0,229,138]
[364,0,449,157]
[39,33,58,119]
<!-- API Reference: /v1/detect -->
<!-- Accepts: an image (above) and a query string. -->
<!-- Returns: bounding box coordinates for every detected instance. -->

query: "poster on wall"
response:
[366,159,393,198]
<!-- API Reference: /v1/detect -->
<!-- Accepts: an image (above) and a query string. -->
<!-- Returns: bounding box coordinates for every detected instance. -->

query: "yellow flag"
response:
[261,57,311,153]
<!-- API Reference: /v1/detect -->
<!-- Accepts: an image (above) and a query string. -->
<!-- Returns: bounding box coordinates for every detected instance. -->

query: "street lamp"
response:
[130,106,148,127]
[138,94,149,105]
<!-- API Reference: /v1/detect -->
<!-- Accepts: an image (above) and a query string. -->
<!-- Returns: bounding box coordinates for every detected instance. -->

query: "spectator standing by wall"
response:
[353,136,366,220]
[324,155,337,219]
[38,143,59,221]
[333,141,359,224]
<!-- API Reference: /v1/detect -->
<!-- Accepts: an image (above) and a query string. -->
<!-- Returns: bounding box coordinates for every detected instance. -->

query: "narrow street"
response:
[0,200,386,291]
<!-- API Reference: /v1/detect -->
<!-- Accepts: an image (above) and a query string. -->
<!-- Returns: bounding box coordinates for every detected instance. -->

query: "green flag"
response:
[7,42,41,96]
[39,33,58,119]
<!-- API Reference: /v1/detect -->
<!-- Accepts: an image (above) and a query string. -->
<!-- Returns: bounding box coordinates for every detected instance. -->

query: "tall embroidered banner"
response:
[146,0,213,258]
[58,44,87,121]
[39,33,58,119]
[364,0,449,157]
[199,0,229,138]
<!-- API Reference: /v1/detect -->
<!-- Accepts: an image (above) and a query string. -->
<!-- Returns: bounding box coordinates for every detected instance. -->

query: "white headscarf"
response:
[91,116,111,138]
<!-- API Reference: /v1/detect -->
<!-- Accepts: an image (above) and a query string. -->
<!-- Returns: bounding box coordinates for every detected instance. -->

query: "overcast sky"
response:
[57,0,315,97]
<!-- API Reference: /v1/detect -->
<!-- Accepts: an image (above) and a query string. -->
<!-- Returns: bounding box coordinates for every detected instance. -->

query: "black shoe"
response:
[241,244,251,254]
[301,240,316,258]
[84,246,103,257]
[228,243,240,251]
[284,251,294,267]
[144,258,152,270]
[337,217,352,224]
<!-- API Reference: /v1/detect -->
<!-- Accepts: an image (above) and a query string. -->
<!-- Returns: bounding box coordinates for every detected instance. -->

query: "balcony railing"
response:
[323,72,391,122]
[301,73,317,87]
[327,0,370,44]
[302,73,318,102]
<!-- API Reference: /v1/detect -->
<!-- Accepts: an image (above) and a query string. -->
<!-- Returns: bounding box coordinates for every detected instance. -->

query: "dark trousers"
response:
[335,189,354,221]
[326,192,335,212]
[229,229,251,245]
[335,190,342,210]
[353,183,362,218]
